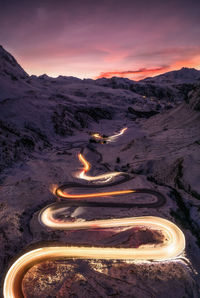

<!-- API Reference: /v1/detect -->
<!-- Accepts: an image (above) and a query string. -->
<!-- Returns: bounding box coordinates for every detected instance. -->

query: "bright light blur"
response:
[57,188,135,199]
[58,152,133,198]
[91,127,128,143]
[3,216,185,298]
[77,153,124,182]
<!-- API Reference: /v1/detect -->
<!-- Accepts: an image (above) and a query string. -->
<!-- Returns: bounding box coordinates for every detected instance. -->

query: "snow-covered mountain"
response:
[0,45,32,99]
[0,45,28,79]
[141,67,200,84]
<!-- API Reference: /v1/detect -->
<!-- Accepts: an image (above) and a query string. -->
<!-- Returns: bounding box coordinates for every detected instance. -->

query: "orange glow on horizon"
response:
[19,55,200,82]
[96,67,169,80]
[96,57,200,81]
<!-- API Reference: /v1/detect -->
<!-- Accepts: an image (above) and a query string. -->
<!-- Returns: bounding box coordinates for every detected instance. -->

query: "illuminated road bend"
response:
[77,153,124,182]
[58,153,135,199]
[59,153,134,198]
[91,127,127,142]
[3,216,185,298]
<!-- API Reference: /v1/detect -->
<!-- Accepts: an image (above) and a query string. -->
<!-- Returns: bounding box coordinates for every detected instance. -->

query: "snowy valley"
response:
[0,45,200,297]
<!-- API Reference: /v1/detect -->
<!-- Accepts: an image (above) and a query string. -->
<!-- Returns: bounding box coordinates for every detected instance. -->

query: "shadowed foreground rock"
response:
[22,258,198,298]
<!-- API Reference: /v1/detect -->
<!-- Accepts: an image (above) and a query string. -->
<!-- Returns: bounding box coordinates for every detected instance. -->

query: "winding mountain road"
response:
[3,130,186,298]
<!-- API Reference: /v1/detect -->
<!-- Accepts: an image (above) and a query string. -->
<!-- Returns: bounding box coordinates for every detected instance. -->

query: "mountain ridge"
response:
[1,44,200,85]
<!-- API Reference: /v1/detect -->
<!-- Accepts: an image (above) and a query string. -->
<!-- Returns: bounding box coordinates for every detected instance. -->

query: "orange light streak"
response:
[91,133,103,139]
[78,153,91,172]
[76,153,124,182]
[57,188,135,199]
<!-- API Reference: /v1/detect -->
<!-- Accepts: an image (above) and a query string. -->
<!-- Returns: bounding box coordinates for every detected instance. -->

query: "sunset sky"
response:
[1,0,200,80]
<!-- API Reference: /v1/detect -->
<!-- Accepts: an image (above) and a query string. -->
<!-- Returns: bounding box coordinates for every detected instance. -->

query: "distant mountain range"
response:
[1,45,200,84]
[0,46,200,110]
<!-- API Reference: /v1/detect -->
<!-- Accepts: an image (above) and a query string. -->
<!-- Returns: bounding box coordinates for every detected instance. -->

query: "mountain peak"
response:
[141,67,200,84]
[0,45,28,79]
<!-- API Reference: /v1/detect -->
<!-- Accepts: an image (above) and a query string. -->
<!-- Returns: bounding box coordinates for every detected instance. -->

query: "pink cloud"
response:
[97,66,169,80]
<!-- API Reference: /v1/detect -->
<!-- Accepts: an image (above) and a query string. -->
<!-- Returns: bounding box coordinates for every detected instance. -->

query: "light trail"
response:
[3,152,186,298]
[110,127,127,140]
[56,188,135,199]
[91,133,103,140]
[65,153,132,197]
[77,153,124,182]
[91,127,128,143]
[3,216,185,298]
[78,153,90,172]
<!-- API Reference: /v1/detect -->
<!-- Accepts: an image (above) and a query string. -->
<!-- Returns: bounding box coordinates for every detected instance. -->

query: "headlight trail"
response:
[62,153,133,198]
[91,133,103,140]
[56,153,158,201]
[91,127,128,143]
[56,187,135,199]
[108,127,127,141]
[3,152,186,298]
[3,217,185,298]
[77,153,124,182]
